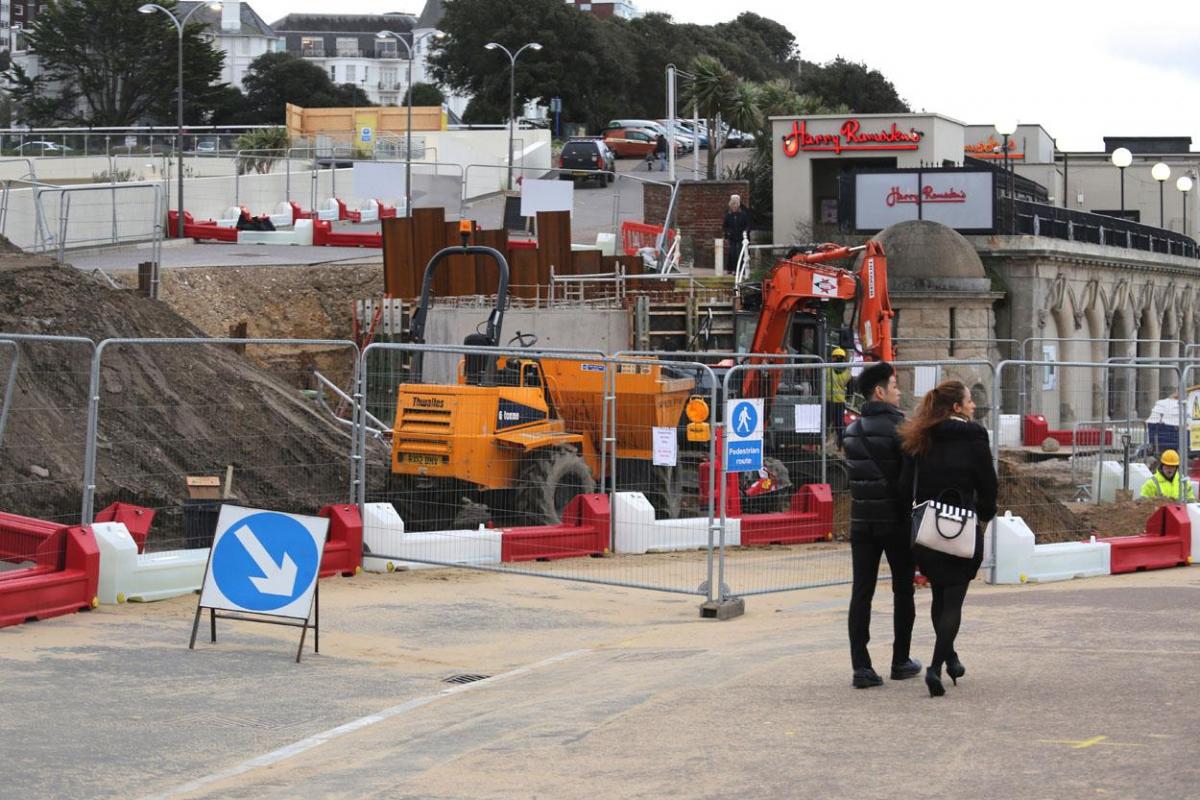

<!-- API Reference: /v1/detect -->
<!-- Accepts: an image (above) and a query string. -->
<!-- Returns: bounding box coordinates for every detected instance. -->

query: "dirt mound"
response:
[0,234,24,255]
[0,256,357,529]
[1071,499,1160,539]
[997,458,1089,543]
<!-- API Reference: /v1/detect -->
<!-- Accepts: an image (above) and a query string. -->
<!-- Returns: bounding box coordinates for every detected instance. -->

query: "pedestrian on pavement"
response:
[1139,449,1196,501]
[825,347,851,449]
[899,380,997,697]
[722,194,751,274]
[654,133,668,172]
[843,361,921,689]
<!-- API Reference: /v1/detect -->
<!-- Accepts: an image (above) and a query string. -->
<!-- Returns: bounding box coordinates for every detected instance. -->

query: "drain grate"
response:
[443,673,491,685]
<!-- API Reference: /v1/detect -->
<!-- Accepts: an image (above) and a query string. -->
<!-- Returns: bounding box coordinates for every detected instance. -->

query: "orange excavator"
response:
[741,239,895,400]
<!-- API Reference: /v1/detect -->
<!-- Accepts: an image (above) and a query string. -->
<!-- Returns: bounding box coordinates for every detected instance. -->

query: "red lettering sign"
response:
[965,134,1023,160]
[782,119,923,157]
[885,185,967,207]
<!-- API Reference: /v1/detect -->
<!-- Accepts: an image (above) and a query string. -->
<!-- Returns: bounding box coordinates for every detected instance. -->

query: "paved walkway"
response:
[2,561,1196,799]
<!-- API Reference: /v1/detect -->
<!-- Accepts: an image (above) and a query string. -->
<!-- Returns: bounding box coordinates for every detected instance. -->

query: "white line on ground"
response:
[138,648,592,800]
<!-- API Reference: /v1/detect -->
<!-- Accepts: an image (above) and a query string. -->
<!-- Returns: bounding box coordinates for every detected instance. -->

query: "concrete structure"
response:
[568,0,642,19]
[178,0,281,91]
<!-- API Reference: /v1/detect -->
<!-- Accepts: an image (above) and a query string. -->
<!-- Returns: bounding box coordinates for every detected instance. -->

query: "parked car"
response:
[195,139,218,154]
[557,138,615,186]
[655,120,701,151]
[605,119,693,152]
[602,127,682,160]
[15,141,73,155]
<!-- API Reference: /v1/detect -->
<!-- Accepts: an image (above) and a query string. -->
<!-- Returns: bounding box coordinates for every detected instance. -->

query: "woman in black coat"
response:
[899,380,998,697]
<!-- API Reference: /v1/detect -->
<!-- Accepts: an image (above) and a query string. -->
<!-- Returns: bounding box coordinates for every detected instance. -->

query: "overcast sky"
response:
[253,0,1199,152]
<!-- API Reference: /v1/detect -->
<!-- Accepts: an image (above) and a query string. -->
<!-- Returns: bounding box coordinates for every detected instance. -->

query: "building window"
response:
[374,40,397,58]
[329,65,336,81]
[381,67,397,89]
[345,64,356,83]
[335,36,358,57]
[13,5,22,16]
[300,36,322,57]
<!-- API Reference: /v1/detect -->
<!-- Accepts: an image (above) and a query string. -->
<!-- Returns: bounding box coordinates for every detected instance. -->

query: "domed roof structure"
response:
[862,220,991,293]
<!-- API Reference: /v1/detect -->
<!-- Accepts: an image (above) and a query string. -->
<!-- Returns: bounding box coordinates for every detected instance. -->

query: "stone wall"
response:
[644,180,749,269]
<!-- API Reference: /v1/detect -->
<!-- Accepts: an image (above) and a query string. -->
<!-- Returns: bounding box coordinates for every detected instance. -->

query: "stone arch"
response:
[1048,278,1086,424]
[1135,289,1162,417]
[1108,299,1136,418]
[1083,282,1108,419]
[1159,293,1181,397]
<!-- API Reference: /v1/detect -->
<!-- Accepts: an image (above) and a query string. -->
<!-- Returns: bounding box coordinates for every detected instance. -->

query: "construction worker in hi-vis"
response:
[1139,449,1196,501]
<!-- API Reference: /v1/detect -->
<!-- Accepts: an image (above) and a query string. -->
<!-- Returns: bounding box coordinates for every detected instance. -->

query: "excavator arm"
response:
[741,239,894,399]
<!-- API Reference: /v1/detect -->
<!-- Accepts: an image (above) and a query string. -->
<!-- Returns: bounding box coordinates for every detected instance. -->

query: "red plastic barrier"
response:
[1102,504,1192,574]
[507,238,537,251]
[318,503,362,578]
[166,211,238,242]
[0,515,100,629]
[501,494,610,562]
[289,200,315,221]
[94,502,155,553]
[620,220,675,256]
[376,199,397,219]
[740,483,834,546]
[1022,414,1112,447]
[312,219,382,248]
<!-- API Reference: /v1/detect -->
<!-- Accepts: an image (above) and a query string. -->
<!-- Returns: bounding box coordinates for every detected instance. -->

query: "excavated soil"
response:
[0,254,362,529]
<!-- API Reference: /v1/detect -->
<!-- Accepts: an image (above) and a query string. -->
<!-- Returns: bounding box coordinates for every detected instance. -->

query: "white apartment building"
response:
[178,0,281,91]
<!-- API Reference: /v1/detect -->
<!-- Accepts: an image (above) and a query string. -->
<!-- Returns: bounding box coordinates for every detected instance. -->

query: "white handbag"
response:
[910,459,977,559]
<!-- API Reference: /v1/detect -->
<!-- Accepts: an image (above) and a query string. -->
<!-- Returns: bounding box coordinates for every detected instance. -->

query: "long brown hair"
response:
[899,380,969,455]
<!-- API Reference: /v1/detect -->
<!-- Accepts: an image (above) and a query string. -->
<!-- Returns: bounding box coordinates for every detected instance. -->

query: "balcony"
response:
[335,48,362,57]
[377,81,401,91]
[300,45,325,57]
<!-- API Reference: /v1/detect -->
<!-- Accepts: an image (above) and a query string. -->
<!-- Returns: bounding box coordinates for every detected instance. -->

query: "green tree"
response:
[686,55,761,179]
[429,0,635,132]
[404,83,445,106]
[240,52,373,124]
[5,0,224,126]
[798,57,909,113]
[233,127,290,174]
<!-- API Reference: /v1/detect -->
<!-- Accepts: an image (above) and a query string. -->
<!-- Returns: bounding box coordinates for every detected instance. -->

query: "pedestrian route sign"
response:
[198,506,329,621]
[726,398,763,472]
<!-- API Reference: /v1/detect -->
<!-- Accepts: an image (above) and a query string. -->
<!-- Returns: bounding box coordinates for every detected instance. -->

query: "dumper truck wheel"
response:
[516,447,595,525]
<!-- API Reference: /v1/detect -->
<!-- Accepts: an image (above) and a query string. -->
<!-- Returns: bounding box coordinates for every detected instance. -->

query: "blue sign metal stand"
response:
[189,583,319,663]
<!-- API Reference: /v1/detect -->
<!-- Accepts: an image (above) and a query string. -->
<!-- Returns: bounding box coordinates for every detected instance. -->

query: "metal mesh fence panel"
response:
[0,335,96,570]
[358,343,720,596]
[80,339,359,553]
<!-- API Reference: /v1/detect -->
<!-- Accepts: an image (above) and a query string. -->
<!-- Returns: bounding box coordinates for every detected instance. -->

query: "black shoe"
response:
[852,667,884,689]
[890,658,923,680]
[946,656,965,686]
[925,666,945,697]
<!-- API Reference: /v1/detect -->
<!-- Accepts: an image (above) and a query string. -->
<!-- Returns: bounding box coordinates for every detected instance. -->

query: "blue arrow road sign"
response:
[211,511,321,613]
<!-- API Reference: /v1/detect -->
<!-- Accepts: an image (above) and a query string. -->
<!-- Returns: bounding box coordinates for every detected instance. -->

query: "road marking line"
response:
[1038,735,1145,749]
[139,648,591,800]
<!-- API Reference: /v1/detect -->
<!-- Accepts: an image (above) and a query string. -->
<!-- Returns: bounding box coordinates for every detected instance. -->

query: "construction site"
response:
[1,146,1198,798]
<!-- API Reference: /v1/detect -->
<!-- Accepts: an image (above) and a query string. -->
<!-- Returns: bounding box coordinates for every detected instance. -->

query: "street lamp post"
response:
[1111,147,1132,215]
[1152,161,1171,229]
[139,1,221,240]
[484,41,542,191]
[1177,174,1193,236]
[377,28,445,218]
[994,120,1017,233]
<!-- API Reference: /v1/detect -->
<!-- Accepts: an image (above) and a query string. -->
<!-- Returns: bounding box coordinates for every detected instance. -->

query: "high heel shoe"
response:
[946,656,965,686]
[925,666,945,697]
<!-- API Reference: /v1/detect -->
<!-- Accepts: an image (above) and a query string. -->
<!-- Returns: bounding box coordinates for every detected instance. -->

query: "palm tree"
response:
[686,55,759,180]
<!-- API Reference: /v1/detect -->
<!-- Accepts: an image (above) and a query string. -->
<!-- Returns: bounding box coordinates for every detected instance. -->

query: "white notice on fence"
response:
[353,161,406,201]
[652,426,677,467]
[794,404,822,433]
[520,178,574,216]
[914,365,940,398]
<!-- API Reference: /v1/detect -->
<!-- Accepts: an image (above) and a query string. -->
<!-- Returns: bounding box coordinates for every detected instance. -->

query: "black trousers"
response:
[826,401,846,445]
[848,529,916,671]
[930,581,969,669]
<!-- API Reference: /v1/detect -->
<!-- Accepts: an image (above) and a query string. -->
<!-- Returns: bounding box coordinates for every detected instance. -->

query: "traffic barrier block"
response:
[1022,414,1111,447]
[166,211,238,242]
[1188,505,1200,563]
[1102,504,1192,574]
[501,494,610,562]
[611,492,741,554]
[318,503,362,578]
[312,219,382,248]
[0,517,99,628]
[93,522,208,604]
[1092,461,1153,503]
[360,502,502,571]
[95,502,155,553]
[236,218,314,246]
[988,511,1111,584]
[739,484,834,546]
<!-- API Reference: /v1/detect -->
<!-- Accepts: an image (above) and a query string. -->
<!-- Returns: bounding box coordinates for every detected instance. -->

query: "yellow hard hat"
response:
[831,347,846,358]
[1161,449,1180,467]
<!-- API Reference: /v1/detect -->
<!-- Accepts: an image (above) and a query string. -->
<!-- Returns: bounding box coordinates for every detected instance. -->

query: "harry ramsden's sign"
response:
[965,134,1023,160]
[885,185,967,207]
[782,119,923,157]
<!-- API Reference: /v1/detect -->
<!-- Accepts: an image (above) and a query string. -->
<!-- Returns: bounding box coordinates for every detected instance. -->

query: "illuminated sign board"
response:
[855,171,994,231]
[782,119,923,157]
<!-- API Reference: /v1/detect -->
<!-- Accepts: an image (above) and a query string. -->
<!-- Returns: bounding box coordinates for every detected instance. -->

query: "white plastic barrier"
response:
[237,218,314,246]
[361,502,502,572]
[356,199,380,224]
[267,201,294,229]
[1188,505,1200,563]
[988,511,1111,584]
[1092,461,1153,503]
[612,492,740,554]
[215,206,241,228]
[998,414,1021,447]
[316,198,340,221]
[93,522,209,603]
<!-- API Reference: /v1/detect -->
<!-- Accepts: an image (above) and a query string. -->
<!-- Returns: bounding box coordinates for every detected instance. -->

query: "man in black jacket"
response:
[842,361,920,688]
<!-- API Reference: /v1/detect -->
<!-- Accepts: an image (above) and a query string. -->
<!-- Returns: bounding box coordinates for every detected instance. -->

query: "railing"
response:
[1007,198,1199,258]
